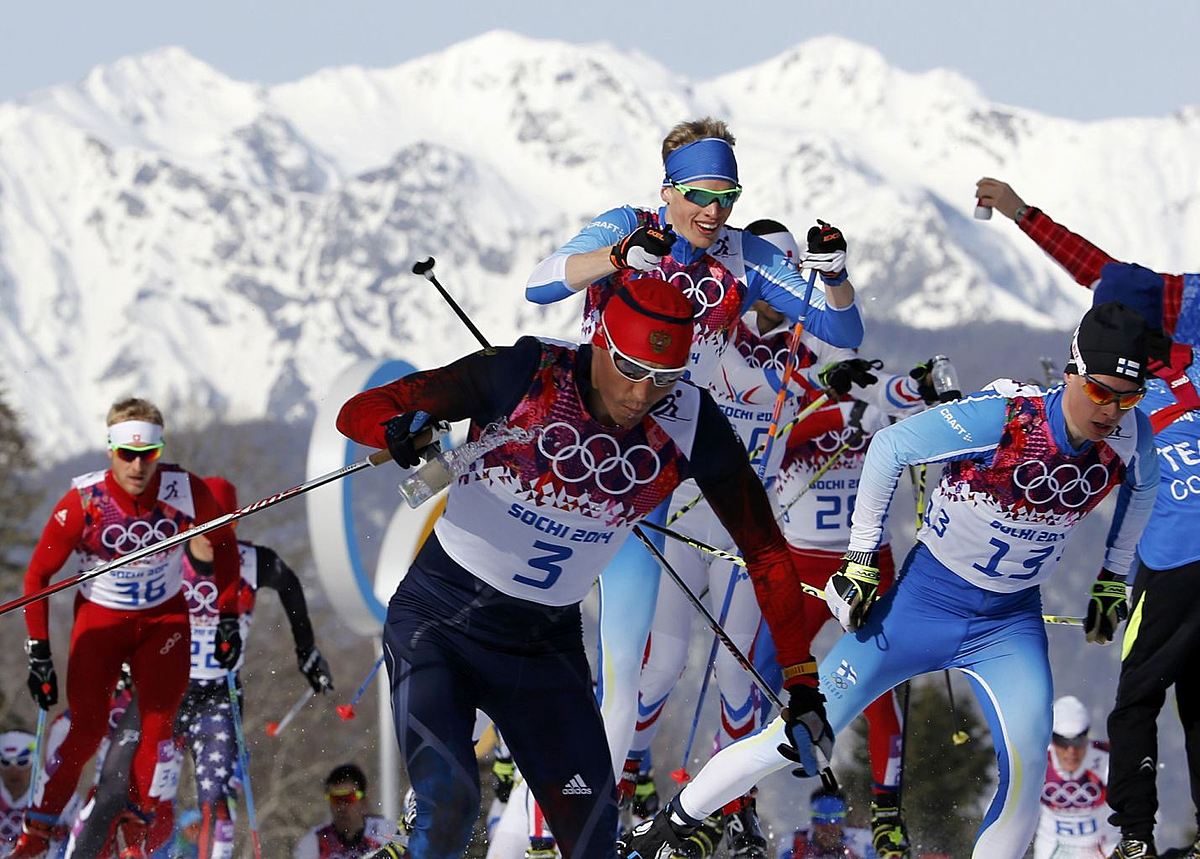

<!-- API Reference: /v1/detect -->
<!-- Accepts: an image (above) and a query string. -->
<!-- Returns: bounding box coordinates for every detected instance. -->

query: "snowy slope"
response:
[1,31,1197,456]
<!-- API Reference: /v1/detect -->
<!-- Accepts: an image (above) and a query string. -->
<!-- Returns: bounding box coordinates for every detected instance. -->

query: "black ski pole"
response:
[412,258,494,351]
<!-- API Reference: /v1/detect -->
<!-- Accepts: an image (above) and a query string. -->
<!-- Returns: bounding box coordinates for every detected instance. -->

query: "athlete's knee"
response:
[410,775,479,859]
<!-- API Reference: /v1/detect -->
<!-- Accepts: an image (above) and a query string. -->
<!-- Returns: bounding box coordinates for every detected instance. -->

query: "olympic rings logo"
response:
[742,343,790,374]
[101,519,179,554]
[1012,461,1110,509]
[182,578,219,614]
[1040,778,1103,809]
[657,267,728,316]
[815,427,868,454]
[158,631,184,656]
[536,422,661,496]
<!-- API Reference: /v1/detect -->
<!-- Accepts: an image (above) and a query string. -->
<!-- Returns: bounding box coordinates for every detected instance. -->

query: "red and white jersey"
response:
[292,815,399,859]
[1034,741,1118,858]
[73,464,196,609]
[0,781,30,845]
[183,541,258,679]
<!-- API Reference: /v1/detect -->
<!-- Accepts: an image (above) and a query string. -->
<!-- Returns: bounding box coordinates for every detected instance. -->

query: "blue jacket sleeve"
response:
[741,232,864,348]
[1106,409,1160,578]
[525,206,639,304]
[847,391,1008,552]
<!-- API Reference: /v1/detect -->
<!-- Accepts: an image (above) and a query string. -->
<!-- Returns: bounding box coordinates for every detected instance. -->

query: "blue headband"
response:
[810,795,847,825]
[663,138,739,186]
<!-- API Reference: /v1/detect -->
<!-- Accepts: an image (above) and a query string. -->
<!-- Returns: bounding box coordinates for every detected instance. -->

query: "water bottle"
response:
[398,421,535,508]
[929,355,961,402]
[974,199,993,220]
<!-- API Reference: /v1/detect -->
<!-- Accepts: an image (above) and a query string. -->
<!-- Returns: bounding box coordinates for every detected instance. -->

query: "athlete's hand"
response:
[910,358,963,404]
[777,684,834,778]
[297,646,334,693]
[610,224,676,272]
[802,220,849,284]
[214,615,243,669]
[383,412,429,469]
[1085,570,1129,645]
[819,358,882,396]
[847,401,888,438]
[975,178,1028,222]
[492,753,516,804]
[25,639,57,709]
[825,551,881,631]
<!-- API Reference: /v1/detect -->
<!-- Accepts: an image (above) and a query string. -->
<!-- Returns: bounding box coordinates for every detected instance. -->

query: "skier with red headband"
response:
[13,398,239,859]
[338,274,831,859]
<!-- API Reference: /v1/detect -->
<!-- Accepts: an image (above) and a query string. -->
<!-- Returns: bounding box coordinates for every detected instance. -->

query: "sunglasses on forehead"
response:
[1081,374,1146,410]
[605,331,688,388]
[671,182,742,210]
[110,445,164,463]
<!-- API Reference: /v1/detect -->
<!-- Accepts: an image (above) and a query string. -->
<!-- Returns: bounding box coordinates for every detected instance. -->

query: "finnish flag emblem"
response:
[835,659,858,686]
[1115,357,1141,378]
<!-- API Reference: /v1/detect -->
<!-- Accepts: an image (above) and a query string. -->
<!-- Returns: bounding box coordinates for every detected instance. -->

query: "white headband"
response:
[107,420,163,449]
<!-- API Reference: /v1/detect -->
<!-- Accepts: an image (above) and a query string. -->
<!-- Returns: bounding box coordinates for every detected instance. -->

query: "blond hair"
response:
[661,118,736,165]
[106,398,164,428]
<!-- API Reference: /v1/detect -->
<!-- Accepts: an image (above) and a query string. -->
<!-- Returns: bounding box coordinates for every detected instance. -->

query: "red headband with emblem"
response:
[599,274,694,370]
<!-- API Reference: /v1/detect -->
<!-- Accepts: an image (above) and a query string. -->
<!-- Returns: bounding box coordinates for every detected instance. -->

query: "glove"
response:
[297,646,334,693]
[610,224,676,272]
[847,400,888,438]
[910,358,962,404]
[802,220,849,284]
[383,412,432,469]
[492,752,516,803]
[819,358,881,396]
[825,551,881,632]
[1085,570,1129,645]
[214,615,242,670]
[776,684,834,778]
[617,758,640,805]
[26,639,57,709]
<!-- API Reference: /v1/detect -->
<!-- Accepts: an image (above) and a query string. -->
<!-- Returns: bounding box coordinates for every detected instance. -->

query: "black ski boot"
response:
[870,798,911,859]
[1110,837,1157,858]
[720,794,767,859]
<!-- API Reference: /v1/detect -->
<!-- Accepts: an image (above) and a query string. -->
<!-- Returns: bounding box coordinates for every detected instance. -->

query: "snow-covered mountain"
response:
[2,31,1198,455]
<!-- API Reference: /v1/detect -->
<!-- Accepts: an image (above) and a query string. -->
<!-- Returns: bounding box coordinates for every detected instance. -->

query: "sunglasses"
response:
[671,182,742,209]
[1080,374,1146,410]
[605,332,687,388]
[0,755,31,768]
[111,445,164,463]
[1051,732,1089,749]
[326,787,364,803]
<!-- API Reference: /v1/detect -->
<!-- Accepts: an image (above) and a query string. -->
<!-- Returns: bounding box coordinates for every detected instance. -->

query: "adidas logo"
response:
[54,509,68,526]
[561,774,592,796]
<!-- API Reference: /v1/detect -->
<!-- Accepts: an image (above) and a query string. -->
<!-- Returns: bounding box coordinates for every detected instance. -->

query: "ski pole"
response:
[412,258,494,351]
[776,437,855,522]
[0,447,407,618]
[637,520,1087,628]
[226,673,262,859]
[265,687,315,737]
[632,526,837,791]
[944,670,970,746]
[336,654,386,721]
[668,391,831,526]
[28,707,47,807]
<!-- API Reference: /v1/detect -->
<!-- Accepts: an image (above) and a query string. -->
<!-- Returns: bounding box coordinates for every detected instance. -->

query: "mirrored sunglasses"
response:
[111,445,164,463]
[671,182,742,209]
[1051,732,1089,749]
[1081,374,1145,410]
[326,787,364,803]
[605,332,687,388]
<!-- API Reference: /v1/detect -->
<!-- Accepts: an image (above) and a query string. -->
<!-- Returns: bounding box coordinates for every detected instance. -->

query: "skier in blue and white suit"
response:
[618,302,1159,859]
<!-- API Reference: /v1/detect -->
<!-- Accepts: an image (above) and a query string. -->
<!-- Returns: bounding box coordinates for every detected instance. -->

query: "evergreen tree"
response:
[838,672,995,854]
[0,381,39,585]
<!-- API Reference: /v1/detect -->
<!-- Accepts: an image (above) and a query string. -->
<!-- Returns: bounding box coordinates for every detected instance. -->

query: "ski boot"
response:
[525,836,558,859]
[7,816,55,859]
[720,794,768,859]
[364,844,408,859]
[617,804,697,859]
[870,798,911,859]
[677,815,723,859]
[631,771,661,823]
[115,805,152,859]
[1185,833,1200,859]
[1110,838,1157,858]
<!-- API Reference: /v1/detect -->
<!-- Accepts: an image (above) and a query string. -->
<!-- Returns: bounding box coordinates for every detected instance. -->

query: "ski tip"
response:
[336,704,356,721]
[265,722,280,737]
[670,768,691,784]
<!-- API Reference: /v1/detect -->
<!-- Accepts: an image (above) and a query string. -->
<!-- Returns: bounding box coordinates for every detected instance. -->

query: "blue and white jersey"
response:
[849,380,1158,591]
[1131,345,1200,570]
[525,205,864,387]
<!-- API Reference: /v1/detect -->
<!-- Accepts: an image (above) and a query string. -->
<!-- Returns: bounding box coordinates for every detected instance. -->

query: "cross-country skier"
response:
[779,788,871,859]
[1034,696,1118,859]
[13,399,240,858]
[977,177,1200,859]
[337,274,831,859]
[293,764,401,859]
[0,731,37,849]
[618,302,1158,859]
[525,117,865,778]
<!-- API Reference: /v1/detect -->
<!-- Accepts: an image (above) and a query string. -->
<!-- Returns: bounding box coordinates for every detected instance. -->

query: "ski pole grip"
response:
[368,410,440,467]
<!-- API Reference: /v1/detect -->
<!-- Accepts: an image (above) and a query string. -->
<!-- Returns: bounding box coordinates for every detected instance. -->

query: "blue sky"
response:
[2,1,1197,120]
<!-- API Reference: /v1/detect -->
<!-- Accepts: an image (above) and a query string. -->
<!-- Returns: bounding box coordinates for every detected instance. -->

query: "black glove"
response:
[819,358,882,396]
[610,224,676,271]
[777,684,834,779]
[910,358,962,404]
[26,639,57,709]
[803,220,849,284]
[1085,570,1129,645]
[384,412,431,469]
[297,646,334,693]
[214,615,242,670]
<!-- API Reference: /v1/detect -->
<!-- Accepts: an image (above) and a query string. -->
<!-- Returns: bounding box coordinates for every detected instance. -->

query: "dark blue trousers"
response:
[383,535,617,859]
